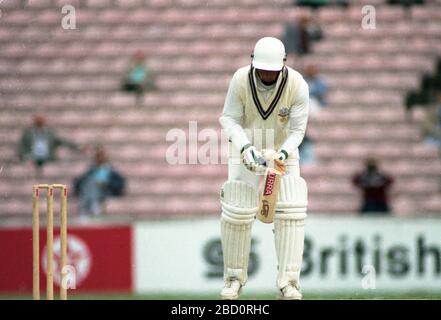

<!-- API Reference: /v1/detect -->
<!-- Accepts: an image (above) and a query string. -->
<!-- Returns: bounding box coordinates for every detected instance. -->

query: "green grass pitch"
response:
[2,292,441,300]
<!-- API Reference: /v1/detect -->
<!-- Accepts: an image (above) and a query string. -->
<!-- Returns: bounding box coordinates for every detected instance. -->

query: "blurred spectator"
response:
[304,64,329,115]
[405,90,431,120]
[121,50,156,106]
[73,147,126,217]
[352,159,394,214]
[405,59,441,119]
[18,115,81,177]
[296,0,349,9]
[299,134,318,165]
[282,16,323,56]
[420,92,441,149]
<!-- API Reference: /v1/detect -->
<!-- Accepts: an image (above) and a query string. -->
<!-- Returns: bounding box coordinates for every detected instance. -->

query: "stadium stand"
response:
[0,0,440,219]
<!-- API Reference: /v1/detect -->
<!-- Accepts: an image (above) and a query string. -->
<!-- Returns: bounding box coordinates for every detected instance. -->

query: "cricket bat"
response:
[257,159,285,224]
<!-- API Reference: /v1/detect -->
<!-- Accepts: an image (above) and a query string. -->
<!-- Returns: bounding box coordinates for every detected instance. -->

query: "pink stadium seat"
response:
[392,197,417,216]
[1,1,440,219]
[33,43,61,58]
[127,9,160,24]
[281,7,312,22]
[27,0,53,8]
[115,0,145,7]
[2,11,31,26]
[147,0,174,8]
[308,196,359,214]
[87,0,115,8]
[98,9,127,25]
[162,9,192,24]
[0,0,23,9]
[111,25,139,41]
[171,24,198,38]
[411,5,441,20]
[423,196,441,213]
[411,39,433,55]
[377,6,406,21]
[80,26,106,41]
[76,59,103,74]
[56,0,82,6]
[48,59,77,75]
[392,55,433,73]
[1,43,27,59]
[35,10,61,26]
[0,29,14,43]
[325,23,353,38]
[314,41,340,54]
[309,179,353,194]
[317,7,345,22]
[106,93,135,108]
[16,60,42,75]
[175,0,203,7]
[42,161,85,176]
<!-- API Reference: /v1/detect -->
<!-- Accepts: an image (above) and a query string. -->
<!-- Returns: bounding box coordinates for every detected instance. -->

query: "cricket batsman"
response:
[219,37,309,299]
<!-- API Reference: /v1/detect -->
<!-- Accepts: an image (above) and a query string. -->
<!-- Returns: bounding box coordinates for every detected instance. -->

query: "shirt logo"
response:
[278,107,289,123]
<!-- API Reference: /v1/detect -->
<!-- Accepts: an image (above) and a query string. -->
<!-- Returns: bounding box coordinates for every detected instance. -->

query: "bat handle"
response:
[256,156,267,167]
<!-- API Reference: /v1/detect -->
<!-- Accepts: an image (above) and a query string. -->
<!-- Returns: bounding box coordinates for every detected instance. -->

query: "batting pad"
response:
[220,180,258,285]
[276,175,308,218]
[220,180,258,223]
[274,175,307,289]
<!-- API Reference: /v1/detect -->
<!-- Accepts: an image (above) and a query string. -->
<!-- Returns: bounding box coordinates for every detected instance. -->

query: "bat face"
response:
[257,167,282,224]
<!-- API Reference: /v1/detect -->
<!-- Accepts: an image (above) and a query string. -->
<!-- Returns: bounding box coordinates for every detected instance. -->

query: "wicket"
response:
[32,184,68,300]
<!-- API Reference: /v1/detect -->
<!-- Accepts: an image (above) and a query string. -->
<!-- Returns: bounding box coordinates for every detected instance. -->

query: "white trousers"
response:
[221,143,306,290]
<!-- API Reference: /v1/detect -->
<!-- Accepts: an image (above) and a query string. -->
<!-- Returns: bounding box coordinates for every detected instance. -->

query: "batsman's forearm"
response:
[280,129,306,157]
[219,115,251,153]
[280,76,309,157]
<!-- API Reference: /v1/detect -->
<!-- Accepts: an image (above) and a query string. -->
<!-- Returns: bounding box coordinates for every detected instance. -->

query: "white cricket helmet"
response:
[251,37,286,71]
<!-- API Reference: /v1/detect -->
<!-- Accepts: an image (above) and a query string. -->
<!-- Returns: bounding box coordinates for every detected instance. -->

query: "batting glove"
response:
[275,149,289,161]
[241,144,267,173]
